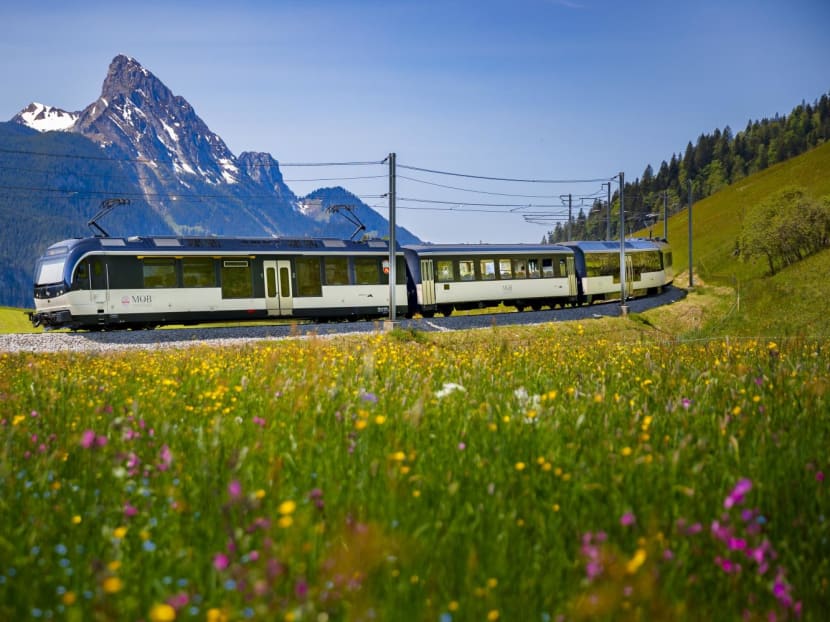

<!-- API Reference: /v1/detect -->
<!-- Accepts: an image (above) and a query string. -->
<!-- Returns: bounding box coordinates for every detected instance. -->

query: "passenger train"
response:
[29,234,673,330]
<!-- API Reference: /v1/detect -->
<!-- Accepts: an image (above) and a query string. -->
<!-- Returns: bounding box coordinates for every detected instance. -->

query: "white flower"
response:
[436,382,466,398]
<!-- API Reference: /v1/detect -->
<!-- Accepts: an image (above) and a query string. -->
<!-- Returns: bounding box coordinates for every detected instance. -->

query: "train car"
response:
[562,239,674,303]
[403,243,578,316]
[30,235,408,330]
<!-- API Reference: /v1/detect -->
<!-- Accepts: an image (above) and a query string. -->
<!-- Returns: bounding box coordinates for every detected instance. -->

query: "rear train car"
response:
[403,243,578,317]
[563,239,673,303]
[30,236,407,330]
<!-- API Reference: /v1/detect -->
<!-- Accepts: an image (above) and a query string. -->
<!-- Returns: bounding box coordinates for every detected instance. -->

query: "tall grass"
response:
[1,323,827,621]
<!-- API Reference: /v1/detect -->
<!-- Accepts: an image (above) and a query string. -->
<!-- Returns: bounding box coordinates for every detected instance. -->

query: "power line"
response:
[397,174,579,199]
[398,162,615,184]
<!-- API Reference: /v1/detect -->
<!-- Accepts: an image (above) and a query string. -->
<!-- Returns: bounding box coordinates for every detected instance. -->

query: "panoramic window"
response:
[296,257,322,296]
[143,258,176,288]
[480,259,496,280]
[513,259,527,279]
[527,259,540,278]
[436,260,454,282]
[355,257,380,285]
[499,259,512,279]
[221,260,253,298]
[182,257,215,287]
[458,260,475,281]
[325,257,349,285]
[542,258,555,278]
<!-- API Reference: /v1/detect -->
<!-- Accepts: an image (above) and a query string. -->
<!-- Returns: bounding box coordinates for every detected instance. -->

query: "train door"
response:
[565,256,577,297]
[420,259,436,306]
[264,259,293,316]
[89,257,109,308]
[624,255,634,299]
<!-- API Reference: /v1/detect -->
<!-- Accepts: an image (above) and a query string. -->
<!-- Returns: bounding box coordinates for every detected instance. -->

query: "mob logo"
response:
[121,294,152,305]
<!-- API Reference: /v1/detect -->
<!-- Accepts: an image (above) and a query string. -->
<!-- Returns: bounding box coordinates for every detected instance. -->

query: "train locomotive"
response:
[29,234,673,330]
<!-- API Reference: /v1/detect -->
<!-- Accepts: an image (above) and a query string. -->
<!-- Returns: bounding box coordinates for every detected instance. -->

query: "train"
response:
[29,234,673,330]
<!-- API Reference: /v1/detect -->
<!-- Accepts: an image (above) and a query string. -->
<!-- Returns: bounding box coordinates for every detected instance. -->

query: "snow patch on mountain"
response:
[14,102,78,132]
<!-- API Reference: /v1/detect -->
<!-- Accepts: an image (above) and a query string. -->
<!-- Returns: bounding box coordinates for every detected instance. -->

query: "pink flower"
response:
[816,471,825,483]
[158,444,173,471]
[252,416,266,427]
[124,503,138,518]
[213,553,229,571]
[620,512,636,527]
[724,478,752,509]
[228,480,242,500]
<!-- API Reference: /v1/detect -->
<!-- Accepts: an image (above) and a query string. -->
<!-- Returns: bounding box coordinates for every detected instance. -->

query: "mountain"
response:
[1,54,419,308]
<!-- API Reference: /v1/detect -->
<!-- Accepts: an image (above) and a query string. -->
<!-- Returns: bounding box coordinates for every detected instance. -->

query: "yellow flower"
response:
[12,415,25,426]
[390,451,406,462]
[108,560,122,572]
[374,415,386,425]
[626,548,647,574]
[621,447,633,457]
[278,515,293,528]
[62,591,77,605]
[354,419,367,431]
[488,610,500,621]
[102,576,123,594]
[515,462,526,471]
[255,489,266,500]
[113,526,128,539]
[72,515,82,525]
[278,500,296,515]
[448,601,459,612]
[206,608,228,622]
[148,603,176,622]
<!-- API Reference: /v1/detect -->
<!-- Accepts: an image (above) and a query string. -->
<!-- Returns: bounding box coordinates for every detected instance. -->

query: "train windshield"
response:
[35,257,67,285]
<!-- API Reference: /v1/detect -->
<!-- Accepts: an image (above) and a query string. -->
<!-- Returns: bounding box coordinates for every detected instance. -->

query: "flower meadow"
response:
[0,326,828,621]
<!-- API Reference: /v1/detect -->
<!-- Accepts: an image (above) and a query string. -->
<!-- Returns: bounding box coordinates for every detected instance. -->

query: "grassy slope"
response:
[665,140,830,282]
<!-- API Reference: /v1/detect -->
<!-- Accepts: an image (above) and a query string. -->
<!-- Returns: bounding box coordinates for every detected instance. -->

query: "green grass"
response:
[0,306,39,334]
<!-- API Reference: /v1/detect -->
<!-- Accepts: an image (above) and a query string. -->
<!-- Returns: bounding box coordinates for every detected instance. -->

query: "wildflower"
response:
[626,548,647,574]
[724,478,752,509]
[213,553,229,571]
[436,383,465,398]
[206,608,228,622]
[80,430,107,449]
[817,471,825,483]
[72,515,82,525]
[681,398,691,409]
[102,576,123,594]
[515,462,526,471]
[457,442,466,451]
[487,610,500,621]
[252,416,266,427]
[148,603,177,622]
[113,526,128,539]
[278,500,297,515]
[158,445,173,471]
[359,389,379,403]
[228,480,242,500]
[620,512,636,527]
[124,503,138,518]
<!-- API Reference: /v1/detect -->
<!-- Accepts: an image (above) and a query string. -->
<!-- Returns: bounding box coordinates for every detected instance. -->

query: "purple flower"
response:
[360,390,378,403]
[620,512,636,527]
[80,429,107,449]
[457,442,466,451]
[816,471,825,483]
[724,478,752,509]
[158,444,173,471]
[252,416,266,427]
[124,503,138,518]
[213,553,229,571]
[681,398,692,409]
[228,480,242,500]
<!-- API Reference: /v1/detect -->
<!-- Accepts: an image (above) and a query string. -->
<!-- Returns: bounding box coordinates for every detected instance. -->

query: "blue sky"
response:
[2,0,828,243]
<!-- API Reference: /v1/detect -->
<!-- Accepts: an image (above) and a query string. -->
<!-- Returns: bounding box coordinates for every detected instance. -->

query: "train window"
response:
[72,262,89,289]
[325,257,349,285]
[663,251,672,267]
[513,259,527,279]
[527,259,540,278]
[380,257,407,285]
[559,259,566,277]
[480,259,496,280]
[542,259,554,278]
[499,259,512,279]
[355,257,380,285]
[296,257,322,296]
[221,260,253,298]
[182,258,215,287]
[143,258,176,288]
[459,260,475,281]
[585,253,620,279]
[436,260,454,282]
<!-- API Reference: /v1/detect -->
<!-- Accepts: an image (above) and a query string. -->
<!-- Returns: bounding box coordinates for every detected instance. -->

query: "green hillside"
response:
[665,140,830,282]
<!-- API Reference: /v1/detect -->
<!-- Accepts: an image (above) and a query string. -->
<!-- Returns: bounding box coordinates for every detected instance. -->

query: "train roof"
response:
[41,235,397,256]
[403,243,572,255]
[561,239,669,252]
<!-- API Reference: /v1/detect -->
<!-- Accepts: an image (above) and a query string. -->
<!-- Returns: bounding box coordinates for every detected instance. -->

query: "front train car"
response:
[30,238,100,329]
[30,235,409,330]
